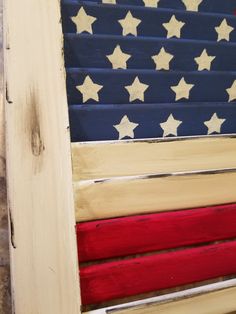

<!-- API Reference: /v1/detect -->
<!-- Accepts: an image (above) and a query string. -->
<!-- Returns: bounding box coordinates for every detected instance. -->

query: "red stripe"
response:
[77,203,236,262]
[80,240,236,305]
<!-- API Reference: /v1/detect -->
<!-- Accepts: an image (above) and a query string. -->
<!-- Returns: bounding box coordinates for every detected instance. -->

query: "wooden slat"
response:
[65,34,236,71]
[63,0,236,16]
[69,103,236,142]
[75,169,236,221]
[115,288,236,314]
[85,279,236,314]
[67,68,236,104]
[77,203,236,262]
[72,135,236,180]
[4,0,81,313]
[80,241,236,305]
[62,2,236,42]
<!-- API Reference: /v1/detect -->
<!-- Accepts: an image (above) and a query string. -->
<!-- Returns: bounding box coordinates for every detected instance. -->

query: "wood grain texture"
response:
[80,240,236,305]
[4,0,81,313]
[75,169,236,221]
[72,135,236,180]
[77,203,236,262]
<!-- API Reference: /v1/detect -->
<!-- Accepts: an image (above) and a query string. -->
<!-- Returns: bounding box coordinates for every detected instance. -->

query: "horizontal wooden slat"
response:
[77,203,236,262]
[62,2,236,41]
[69,103,236,142]
[80,240,236,305]
[115,288,236,314]
[65,34,236,71]
[75,168,236,221]
[72,135,236,180]
[63,0,236,16]
[85,279,236,314]
[67,68,236,105]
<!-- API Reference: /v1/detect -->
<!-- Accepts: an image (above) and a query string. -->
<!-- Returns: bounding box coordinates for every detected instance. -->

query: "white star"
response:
[226,80,236,102]
[113,115,139,140]
[163,15,185,38]
[204,113,226,135]
[76,76,103,103]
[118,11,141,36]
[71,7,97,34]
[181,0,203,11]
[171,78,194,101]
[125,77,149,102]
[160,114,183,137]
[194,49,216,71]
[106,45,131,69]
[215,19,234,42]
[102,0,116,3]
[152,47,174,70]
[143,0,160,7]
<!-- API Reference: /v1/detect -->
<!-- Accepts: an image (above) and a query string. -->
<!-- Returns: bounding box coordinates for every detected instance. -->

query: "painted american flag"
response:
[61,0,236,141]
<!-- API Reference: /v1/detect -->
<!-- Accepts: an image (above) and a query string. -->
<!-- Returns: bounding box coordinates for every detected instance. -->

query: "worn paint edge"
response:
[73,134,236,147]
[84,279,236,314]
[76,167,236,186]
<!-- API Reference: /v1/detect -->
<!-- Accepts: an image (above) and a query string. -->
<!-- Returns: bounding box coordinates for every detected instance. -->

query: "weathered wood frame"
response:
[3,0,236,313]
[4,0,81,313]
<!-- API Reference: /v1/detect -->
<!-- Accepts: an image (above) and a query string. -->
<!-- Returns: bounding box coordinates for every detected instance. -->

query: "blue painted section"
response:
[62,2,236,41]
[67,68,236,104]
[61,0,236,141]
[64,34,236,71]
[62,0,236,15]
[69,102,236,141]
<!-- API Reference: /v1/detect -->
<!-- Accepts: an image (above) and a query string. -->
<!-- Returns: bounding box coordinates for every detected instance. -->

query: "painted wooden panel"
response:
[69,103,236,142]
[85,280,236,314]
[62,2,236,42]
[72,135,236,180]
[77,203,236,262]
[67,69,236,104]
[65,34,236,71]
[114,287,236,314]
[75,169,236,221]
[4,0,81,313]
[70,103,236,141]
[66,0,236,15]
[80,240,236,305]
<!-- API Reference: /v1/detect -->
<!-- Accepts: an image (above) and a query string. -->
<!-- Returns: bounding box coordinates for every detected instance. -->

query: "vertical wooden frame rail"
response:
[4,0,81,313]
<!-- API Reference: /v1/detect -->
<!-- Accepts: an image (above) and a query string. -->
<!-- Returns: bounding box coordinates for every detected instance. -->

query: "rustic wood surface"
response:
[80,240,236,305]
[75,169,236,221]
[72,135,236,181]
[106,286,236,314]
[0,0,11,312]
[84,279,236,314]
[77,203,236,262]
[4,0,81,313]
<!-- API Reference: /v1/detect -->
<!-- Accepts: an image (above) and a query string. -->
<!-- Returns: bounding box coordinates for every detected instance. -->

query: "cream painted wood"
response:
[72,135,236,181]
[4,0,81,313]
[75,169,236,221]
[115,287,236,314]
